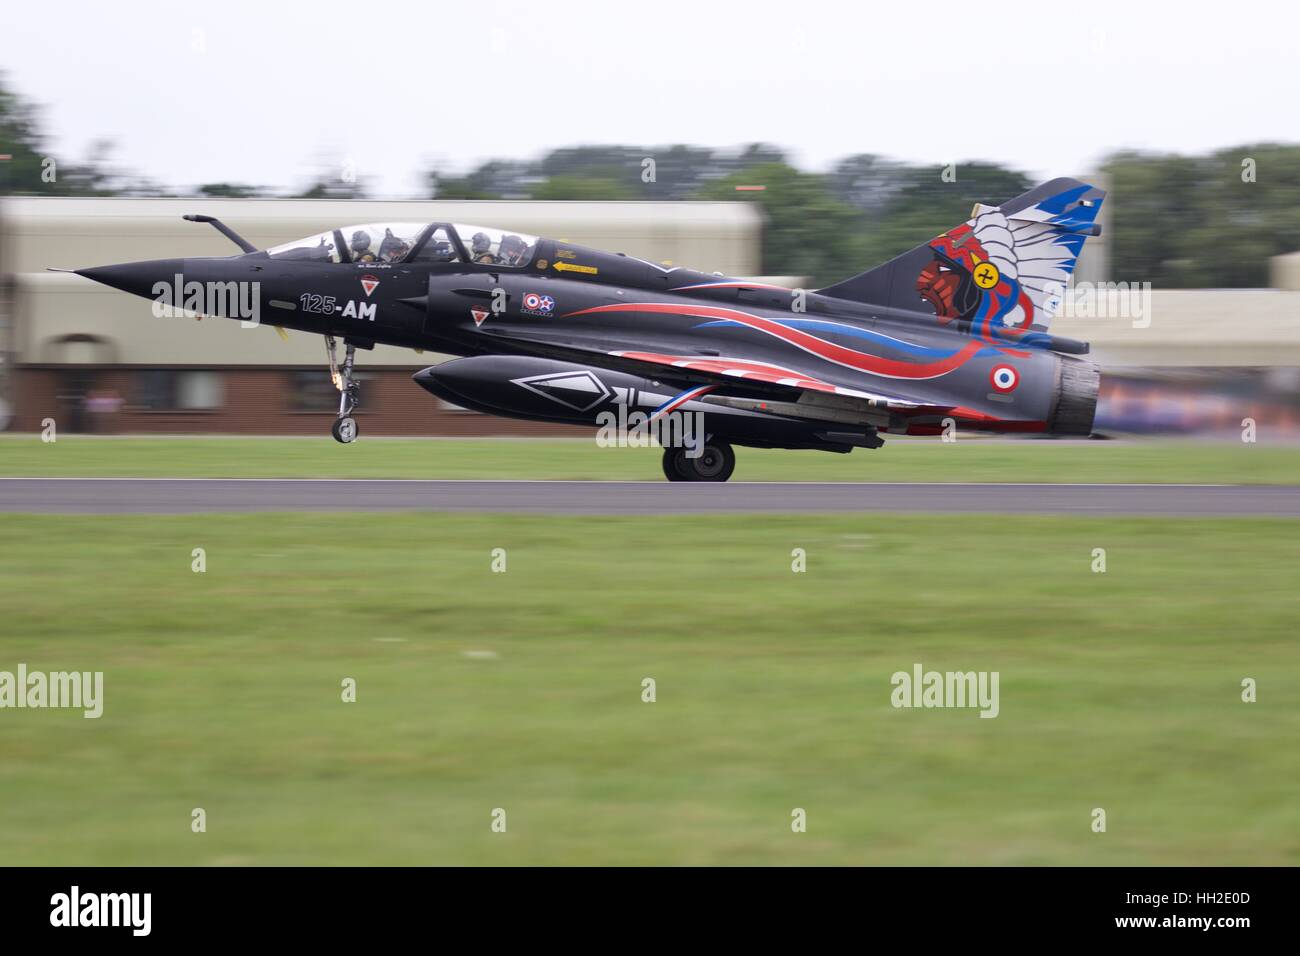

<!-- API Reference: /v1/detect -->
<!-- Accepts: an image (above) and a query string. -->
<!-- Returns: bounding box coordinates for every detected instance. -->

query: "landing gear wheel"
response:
[332,416,359,444]
[663,439,736,482]
[662,446,688,481]
[325,335,361,442]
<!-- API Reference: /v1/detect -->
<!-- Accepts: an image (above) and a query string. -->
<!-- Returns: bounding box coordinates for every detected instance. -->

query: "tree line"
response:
[3,77,1297,287]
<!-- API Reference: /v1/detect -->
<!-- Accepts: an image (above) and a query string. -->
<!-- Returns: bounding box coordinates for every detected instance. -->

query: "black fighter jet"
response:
[74,178,1105,481]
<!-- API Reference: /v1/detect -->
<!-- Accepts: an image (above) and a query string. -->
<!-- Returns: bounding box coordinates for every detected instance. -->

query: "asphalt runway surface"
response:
[1,478,1298,516]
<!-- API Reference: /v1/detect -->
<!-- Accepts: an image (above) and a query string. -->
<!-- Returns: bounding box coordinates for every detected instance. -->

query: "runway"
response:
[1,478,1298,516]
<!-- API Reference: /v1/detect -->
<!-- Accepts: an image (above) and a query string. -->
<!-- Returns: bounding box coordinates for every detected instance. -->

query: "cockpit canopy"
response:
[266,222,540,267]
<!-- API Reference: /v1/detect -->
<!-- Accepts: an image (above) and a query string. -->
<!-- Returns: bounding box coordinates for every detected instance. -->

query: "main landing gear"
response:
[326,335,360,443]
[662,437,736,482]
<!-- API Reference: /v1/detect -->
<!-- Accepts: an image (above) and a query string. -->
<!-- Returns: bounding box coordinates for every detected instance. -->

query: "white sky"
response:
[2,0,1297,196]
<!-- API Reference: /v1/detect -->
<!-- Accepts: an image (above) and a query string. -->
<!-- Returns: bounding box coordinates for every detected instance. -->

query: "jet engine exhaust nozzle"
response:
[1049,358,1101,436]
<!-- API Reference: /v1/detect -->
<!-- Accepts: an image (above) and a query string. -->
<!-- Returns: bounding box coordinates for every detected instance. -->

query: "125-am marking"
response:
[300,293,377,321]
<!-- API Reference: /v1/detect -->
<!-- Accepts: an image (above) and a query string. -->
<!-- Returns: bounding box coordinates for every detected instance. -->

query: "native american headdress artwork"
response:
[815,179,1104,337]
[915,185,1101,337]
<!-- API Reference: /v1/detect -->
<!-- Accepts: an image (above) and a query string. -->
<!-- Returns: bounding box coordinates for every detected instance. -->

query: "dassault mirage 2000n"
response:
[73,178,1104,481]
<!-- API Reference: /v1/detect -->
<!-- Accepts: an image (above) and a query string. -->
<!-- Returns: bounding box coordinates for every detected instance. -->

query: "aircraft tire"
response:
[667,439,735,482]
[332,417,359,444]
[662,447,689,481]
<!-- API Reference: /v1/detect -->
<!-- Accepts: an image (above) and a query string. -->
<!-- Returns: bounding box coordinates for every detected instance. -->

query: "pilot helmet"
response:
[471,232,491,254]
[500,234,526,261]
[350,230,372,254]
[378,228,407,258]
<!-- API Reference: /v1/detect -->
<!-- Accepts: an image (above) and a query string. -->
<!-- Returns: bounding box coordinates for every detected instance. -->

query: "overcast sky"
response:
[3,0,1298,196]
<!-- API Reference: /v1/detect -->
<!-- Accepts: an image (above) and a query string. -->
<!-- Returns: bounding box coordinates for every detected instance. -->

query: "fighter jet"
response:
[73,178,1104,481]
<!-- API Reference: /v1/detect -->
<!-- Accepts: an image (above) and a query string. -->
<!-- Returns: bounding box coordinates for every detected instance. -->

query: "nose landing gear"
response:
[326,335,360,443]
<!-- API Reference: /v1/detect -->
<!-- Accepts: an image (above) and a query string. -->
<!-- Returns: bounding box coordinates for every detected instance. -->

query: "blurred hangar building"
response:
[0,198,762,435]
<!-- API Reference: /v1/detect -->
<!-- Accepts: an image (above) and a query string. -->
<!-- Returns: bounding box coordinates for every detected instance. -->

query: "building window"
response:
[288,370,373,412]
[136,370,224,410]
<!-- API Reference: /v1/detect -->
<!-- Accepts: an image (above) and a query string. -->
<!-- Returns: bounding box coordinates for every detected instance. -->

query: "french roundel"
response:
[523,293,541,310]
[990,364,1019,393]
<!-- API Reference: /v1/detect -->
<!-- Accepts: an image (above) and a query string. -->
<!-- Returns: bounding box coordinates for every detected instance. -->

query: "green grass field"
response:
[1,511,1296,865]
[1,433,1298,483]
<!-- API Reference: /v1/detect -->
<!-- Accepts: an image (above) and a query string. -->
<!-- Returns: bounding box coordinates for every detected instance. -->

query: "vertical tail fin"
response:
[818,177,1105,333]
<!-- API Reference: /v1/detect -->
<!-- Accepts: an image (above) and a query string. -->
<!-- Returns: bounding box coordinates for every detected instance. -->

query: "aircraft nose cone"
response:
[413,363,470,389]
[75,259,186,299]
[413,363,482,407]
[412,364,455,396]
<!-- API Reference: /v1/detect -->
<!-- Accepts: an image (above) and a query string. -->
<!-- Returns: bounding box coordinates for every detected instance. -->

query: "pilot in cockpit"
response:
[350,229,376,263]
[499,234,528,266]
[378,228,411,263]
[470,232,497,265]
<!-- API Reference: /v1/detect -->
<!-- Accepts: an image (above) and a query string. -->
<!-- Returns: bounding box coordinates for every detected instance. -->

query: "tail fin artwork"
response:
[818,177,1105,336]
